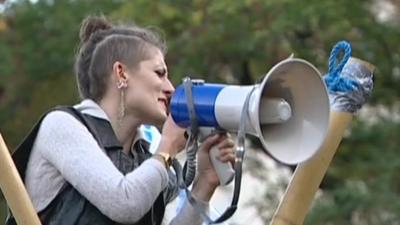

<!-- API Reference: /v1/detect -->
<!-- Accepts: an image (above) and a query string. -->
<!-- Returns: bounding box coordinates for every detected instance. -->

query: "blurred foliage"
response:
[305,118,400,225]
[1,0,400,224]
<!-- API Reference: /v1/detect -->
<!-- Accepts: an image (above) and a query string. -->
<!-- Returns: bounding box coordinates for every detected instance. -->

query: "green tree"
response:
[1,0,399,224]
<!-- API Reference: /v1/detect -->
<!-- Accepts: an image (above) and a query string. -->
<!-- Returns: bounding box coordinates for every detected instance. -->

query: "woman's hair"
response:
[74,15,167,101]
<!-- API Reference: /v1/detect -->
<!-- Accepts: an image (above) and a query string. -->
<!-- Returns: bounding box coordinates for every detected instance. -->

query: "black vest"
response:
[6,106,173,225]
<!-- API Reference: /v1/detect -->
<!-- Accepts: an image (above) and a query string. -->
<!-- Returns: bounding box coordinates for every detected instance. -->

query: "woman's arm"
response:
[169,134,235,225]
[35,111,169,223]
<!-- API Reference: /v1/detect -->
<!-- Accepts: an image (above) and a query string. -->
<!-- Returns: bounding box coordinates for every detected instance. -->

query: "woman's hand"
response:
[157,115,186,158]
[192,133,235,201]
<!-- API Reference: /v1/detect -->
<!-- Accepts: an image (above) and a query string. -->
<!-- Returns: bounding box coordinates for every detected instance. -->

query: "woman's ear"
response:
[112,61,128,82]
[113,61,129,89]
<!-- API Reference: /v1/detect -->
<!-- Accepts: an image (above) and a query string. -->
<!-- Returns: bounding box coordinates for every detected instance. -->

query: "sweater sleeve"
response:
[34,111,169,224]
[169,198,208,225]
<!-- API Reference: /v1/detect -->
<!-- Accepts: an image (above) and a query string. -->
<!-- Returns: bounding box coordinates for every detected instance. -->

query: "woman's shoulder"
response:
[38,109,90,139]
[42,109,82,127]
[34,108,100,159]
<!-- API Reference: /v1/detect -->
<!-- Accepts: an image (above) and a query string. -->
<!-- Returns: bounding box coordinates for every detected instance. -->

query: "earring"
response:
[117,79,128,89]
[117,80,127,125]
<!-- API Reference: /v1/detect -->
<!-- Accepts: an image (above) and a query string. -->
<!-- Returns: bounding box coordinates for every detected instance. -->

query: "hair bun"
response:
[79,16,112,42]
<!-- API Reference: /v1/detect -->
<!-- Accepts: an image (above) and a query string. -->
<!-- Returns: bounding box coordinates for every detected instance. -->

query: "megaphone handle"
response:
[210,146,235,186]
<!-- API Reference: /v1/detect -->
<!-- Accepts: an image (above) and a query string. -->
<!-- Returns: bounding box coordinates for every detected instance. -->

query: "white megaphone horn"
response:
[170,57,330,185]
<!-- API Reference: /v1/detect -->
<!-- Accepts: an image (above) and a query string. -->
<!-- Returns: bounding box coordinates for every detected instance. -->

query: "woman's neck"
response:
[99,98,141,155]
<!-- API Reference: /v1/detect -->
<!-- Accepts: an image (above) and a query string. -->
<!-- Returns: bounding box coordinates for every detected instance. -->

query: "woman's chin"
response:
[152,112,168,127]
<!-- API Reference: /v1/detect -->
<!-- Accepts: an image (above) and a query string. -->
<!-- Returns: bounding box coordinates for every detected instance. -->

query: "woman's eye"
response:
[155,69,166,77]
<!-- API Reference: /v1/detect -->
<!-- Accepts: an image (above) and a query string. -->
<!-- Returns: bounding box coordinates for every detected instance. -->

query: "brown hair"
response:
[74,16,166,101]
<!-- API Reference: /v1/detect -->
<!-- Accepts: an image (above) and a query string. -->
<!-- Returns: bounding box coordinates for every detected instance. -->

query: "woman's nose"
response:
[163,79,175,96]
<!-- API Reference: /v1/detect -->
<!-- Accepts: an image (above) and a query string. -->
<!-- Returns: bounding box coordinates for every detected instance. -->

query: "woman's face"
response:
[125,47,174,126]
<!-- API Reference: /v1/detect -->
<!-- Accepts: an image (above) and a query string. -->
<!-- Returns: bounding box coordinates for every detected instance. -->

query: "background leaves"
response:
[1,0,399,224]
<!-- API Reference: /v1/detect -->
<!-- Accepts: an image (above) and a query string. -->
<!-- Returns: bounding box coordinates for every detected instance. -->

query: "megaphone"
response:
[170,57,330,185]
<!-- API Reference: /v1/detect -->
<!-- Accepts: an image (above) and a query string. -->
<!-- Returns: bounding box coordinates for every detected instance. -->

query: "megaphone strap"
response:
[182,77,200,186]
[183,77,199,135]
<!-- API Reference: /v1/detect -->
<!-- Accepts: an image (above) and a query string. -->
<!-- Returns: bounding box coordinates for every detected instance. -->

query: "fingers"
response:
[201,133,236,164]
[216,134,234,149]
[201,132,229,145]
[216,134,235,164]
[201,133,222,151]
[217,147,235,164]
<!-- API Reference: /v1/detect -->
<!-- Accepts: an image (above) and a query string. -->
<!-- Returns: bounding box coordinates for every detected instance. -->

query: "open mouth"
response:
[165,97,171,114]
[158,98,170,114]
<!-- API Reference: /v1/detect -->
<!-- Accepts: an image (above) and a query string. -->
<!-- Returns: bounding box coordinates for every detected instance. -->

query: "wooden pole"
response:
[0,134,42,225]
[270,58,375,225]
[270,111,352,225]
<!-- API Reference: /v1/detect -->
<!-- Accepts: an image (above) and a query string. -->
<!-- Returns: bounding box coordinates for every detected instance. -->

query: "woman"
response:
[7,16,235,225]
